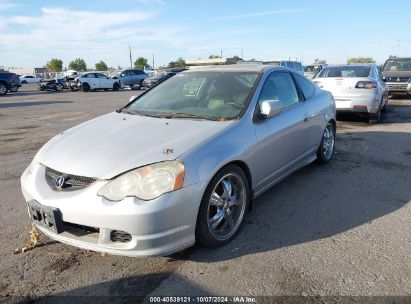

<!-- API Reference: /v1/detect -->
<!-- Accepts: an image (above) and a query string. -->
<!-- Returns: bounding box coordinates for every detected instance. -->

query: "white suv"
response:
[72,73,120,92]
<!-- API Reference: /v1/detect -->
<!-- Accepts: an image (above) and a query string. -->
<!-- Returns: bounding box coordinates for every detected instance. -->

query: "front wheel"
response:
[56,83,64,91]
[0,83,7,95]
[196,165,250,248]
[316,122,335,164]
[82,83,90,92]
[113,82,120,91]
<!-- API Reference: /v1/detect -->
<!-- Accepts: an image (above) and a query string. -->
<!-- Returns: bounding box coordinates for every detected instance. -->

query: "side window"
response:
[294,74,316,100]
[258,72,300,109]
[285,62,294,69]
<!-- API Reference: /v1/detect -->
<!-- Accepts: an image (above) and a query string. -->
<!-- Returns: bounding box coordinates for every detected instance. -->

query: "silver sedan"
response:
[313,64,388,123]
[21,64,336,257]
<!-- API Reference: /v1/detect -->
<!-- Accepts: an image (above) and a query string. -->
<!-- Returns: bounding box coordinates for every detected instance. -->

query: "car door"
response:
[253,71,312,194]
[85,73,98,89]
[96,73,110,88]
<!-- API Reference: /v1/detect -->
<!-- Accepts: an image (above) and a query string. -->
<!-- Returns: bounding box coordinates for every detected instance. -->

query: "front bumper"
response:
[21,163,206,257]
[386,82,411,95]
[334,94,381,114]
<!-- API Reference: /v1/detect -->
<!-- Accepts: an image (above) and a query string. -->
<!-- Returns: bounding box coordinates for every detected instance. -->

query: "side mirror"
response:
[260,100,283,118]
[129,95,137,102]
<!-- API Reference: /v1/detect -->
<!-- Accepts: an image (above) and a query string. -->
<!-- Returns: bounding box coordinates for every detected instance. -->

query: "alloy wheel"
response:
[207,173,247,241]
[322,123,335,160]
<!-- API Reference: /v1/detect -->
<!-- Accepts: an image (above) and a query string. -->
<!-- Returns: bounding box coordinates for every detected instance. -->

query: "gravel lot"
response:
[0,84,410,303]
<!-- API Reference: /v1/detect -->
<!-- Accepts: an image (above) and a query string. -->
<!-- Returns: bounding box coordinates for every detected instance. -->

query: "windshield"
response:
[304,65,321,72]
[383,59,411,71]
[125,72,259,120]
[317,66,370,78]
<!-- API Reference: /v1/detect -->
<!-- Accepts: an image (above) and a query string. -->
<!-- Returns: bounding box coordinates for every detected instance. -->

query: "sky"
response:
[1,0,411,69]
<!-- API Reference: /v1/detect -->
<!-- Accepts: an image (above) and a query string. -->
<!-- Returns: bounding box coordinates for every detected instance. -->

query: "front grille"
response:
[110,230,132,243]
[45,167,96,191]
[387,84,408,91]
[386,77,410,82]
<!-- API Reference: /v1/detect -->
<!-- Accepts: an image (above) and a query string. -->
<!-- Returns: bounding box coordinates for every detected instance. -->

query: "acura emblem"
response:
[55,176,66,189]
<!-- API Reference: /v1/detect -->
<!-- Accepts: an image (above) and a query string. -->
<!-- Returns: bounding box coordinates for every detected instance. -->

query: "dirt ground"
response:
[0,85,410,303]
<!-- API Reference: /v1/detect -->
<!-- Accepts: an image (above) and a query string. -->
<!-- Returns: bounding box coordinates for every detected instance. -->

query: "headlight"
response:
[97,161,185,201]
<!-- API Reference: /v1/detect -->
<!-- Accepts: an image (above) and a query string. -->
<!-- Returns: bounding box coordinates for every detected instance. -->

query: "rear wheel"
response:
[368,108,381,124]
[9,84,18,92]
[316,122,335,164]
[21,80,27,84]
[82,83,90,92]
[196,165,250,248]
[113,82,120,91]
[56,83,64,91]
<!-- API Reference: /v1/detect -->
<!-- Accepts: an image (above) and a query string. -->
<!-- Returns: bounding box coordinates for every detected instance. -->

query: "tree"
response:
[208,54,221,59]
[232,55,242,62]
[45,58,63,72]
[168,57,186,68]
[95,60,108,71]
[347,57,375,64]
[68,58,87,71]
[314,58,327,64]
[134,57,150,69]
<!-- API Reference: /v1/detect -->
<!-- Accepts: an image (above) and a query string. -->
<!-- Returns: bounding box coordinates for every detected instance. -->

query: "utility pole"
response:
[397,39,400,57]
[129,45,133,68]
[220,49,223,58]
[241,48,244,60]
[152,54,155,70]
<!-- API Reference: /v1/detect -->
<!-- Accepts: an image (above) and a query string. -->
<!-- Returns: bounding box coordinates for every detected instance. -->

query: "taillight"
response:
[355,81,377,89]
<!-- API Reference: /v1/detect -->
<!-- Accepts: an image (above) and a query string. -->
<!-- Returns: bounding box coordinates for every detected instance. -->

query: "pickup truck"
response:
[381,57,411,96]
[0,72,21,95]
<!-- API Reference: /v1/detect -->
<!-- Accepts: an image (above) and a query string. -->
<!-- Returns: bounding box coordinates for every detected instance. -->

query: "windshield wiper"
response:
[165,112,219,121]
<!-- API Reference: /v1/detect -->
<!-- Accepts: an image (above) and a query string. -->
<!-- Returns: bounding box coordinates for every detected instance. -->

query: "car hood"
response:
[381,71,411,78]
[37,112,233,179]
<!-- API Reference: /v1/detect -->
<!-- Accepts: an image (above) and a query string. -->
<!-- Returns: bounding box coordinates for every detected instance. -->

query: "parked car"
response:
[304,64,327,79]
[313,64,388,123]
[38,78,68,92]
[262,60,304,75]
[21,64,336,257]
[116,69,147,89]
[141,71,176,88]
[0,72,21,95]
[381,57,411,96]
[19,75,43,84]
[70,72,121,92]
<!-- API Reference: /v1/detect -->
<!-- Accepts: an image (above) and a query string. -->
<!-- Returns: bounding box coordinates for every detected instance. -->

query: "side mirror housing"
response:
[129,95,137,102]
[260,100,283,118]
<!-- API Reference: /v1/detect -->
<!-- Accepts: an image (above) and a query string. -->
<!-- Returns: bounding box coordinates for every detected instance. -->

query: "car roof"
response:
[184,64,282,73]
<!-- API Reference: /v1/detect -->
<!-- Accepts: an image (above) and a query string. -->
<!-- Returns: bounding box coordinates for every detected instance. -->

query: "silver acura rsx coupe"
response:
[21,64,336,257]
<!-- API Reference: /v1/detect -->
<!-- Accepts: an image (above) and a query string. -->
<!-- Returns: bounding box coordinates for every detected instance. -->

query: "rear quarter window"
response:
[294,74,316,100]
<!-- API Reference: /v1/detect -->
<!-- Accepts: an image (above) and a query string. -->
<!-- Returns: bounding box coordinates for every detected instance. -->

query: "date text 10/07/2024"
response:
[149,297,257,303]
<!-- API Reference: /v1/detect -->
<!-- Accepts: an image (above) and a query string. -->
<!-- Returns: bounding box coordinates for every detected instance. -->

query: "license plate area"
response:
[27,200,64,234]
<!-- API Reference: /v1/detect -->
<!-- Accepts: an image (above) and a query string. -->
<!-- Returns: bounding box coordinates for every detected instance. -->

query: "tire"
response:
[9,84,18,93]
[0,83,7,95]
[82,83,90,92]
[21,80,27,84]
[129,84,134,90]
[56,83,64,91]
[113,82,120,91]
[316,121,335,164]
[368,108,381,124]
[196,164,250,248]
[381,97,388,113]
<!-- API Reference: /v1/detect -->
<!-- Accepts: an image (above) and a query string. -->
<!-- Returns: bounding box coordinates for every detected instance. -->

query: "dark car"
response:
[38,78,69,92]
[0,72,21,95]
[381,57,411,96]
[141,72,176,88]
